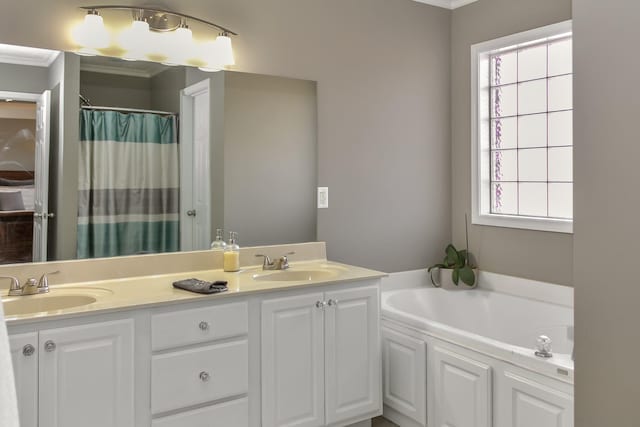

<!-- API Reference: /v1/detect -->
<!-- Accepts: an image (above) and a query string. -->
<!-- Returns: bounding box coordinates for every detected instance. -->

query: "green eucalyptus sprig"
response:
[427,243,476,287]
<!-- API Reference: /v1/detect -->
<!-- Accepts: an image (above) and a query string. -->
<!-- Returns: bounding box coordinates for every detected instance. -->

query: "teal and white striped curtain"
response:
[77,110,179,259]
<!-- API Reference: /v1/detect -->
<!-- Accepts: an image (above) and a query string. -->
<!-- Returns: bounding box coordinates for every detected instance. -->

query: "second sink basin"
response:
[252,269,340,282]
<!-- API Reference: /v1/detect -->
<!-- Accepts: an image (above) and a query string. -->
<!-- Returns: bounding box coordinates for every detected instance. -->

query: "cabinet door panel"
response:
[432,345,491,427]
[325,286,381,424]
[9,332,38,427]
[382,327,426,426]
[261,292,325,427]
[501,371,573,427]
[152,397,249,427]
[39,319,134,427]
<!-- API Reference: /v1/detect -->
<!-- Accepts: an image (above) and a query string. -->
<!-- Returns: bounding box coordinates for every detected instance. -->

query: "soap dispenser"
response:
[210,228,227,250]
[224,231,240,272]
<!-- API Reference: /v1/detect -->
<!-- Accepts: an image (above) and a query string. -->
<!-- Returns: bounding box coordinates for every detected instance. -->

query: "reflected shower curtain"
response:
[77,110,179,258]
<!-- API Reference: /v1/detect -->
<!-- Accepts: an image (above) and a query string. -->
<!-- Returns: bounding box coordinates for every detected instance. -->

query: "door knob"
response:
[187,210,196,217]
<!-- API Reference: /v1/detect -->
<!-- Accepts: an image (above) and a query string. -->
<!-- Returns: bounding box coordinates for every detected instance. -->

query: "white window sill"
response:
[472,213,573,234]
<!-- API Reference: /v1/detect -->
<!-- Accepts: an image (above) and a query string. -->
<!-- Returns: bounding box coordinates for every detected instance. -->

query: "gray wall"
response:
[0,62,48,93]
[150,68,185,113]
[80,71,152,110]
[47,52,80,261]
[0,0,453,273]
[223,72,317,246]
[573,0,639,424]
[451,0,573,285]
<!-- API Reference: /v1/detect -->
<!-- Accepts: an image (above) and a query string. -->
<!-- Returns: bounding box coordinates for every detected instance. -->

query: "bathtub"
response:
[380,271,574,427]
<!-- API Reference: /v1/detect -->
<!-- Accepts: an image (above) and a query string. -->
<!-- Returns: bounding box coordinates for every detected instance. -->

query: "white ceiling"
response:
[413,0,479,10]
[0,43,59,67]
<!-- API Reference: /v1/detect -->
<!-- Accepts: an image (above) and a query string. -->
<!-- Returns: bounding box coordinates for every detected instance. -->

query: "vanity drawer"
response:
[152,397,248,427]
[151,339,248,414]
[152,301,248,350]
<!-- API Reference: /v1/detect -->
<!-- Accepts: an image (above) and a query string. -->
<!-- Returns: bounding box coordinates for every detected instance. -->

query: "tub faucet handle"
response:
[535,335,553,358]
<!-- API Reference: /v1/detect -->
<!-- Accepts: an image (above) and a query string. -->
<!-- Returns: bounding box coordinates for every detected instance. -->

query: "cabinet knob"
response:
[199,371,211,382]
[198,321,210,331]
[327,299,339,307]
[315,300,326,309]
[44,340,56,352]
[22,344,35,356]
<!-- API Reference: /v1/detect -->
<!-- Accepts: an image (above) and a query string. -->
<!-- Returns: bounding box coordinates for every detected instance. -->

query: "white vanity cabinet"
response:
[9,332,38,427]
[8,319,134,427]
[150,301,249,425]
[261,283,381,427]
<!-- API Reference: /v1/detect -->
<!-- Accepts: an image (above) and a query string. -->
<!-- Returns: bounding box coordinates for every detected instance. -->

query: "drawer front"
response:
[152,339,248,414]
[152,301,248,351]
[152,397,248,427]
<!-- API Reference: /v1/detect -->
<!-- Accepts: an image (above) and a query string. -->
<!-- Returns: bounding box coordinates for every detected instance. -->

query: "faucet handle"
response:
[37,271,59,293]
[1,276,21,295]
[279,252,295,269]
[255,254,272,268]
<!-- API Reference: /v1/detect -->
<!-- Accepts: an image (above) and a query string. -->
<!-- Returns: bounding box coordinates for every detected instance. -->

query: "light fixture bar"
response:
[79,5,238,35]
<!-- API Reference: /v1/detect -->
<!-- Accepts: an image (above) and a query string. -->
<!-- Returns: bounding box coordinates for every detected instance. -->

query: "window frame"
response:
[470,20,573,234]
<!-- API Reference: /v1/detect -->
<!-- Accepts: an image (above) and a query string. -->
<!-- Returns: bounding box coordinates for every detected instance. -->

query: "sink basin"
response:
[252,269,340,282]
[3,295,97,316]
[2,287,112,317]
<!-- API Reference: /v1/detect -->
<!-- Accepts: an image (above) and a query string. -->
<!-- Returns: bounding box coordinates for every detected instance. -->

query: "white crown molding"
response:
[0,44,59,67]
[413,0,479,10]
[80,63,155,79]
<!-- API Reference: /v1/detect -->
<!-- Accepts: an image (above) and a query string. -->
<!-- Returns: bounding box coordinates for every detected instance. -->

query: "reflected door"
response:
[33,89,51,262]
[180,79,211,251]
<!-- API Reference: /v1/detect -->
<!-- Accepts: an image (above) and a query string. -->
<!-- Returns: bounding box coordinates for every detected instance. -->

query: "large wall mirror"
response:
[0,43,318,265]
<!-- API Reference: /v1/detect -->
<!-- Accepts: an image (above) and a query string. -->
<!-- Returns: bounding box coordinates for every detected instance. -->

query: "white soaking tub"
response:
[380,271,574,427]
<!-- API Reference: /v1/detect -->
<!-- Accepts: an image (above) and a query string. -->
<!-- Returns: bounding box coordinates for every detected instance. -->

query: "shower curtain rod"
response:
[81,105,177,116]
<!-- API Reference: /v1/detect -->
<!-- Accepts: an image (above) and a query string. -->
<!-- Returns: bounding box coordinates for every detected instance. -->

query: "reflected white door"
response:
[180,79,211,251]
[33,90,51,262]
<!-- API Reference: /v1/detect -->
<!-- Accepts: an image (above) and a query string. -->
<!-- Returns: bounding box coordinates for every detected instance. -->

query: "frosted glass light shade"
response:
[119,20,151,60]
[216,35,235,66]
[72,13,110,49]
[198,40,223,72]
[165,26,195,65]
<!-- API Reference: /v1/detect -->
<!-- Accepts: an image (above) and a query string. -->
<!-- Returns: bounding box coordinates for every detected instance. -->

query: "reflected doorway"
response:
[0,90,51,264]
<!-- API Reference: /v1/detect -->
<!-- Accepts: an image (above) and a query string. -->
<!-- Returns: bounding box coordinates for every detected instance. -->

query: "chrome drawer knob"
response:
[23,344,35,357]
[327,299,339,307]
[199,321,210,331]
[315,301,326,309]
[199,371,210,382]
[44,340,56,352]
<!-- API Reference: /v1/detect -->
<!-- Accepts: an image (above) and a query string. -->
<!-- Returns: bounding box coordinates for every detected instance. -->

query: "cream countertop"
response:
[2,259,386,325]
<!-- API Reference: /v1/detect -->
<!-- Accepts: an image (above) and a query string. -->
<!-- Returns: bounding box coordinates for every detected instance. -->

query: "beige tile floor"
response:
[372,416,399,427]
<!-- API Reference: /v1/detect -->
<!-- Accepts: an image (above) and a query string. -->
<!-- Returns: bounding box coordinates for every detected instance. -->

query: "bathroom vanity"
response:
[3,243,385,427]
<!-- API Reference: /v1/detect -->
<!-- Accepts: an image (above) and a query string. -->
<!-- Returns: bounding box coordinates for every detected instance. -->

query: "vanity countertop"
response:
[3,259,386,325]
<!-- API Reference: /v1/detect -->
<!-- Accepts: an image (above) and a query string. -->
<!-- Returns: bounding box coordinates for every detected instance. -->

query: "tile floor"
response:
[372,416,398,427]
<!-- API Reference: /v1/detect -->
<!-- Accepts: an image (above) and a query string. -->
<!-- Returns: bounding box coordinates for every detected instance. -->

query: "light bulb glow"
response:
[165,26,195,65]
[72,13,110,49]
[198,40,224,72]
[119,19,151,60]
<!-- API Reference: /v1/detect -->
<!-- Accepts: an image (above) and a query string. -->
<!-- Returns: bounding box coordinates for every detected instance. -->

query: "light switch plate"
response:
[317,187,328,209]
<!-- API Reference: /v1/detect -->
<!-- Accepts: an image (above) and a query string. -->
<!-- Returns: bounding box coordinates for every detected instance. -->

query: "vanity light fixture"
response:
[72,6,237,71]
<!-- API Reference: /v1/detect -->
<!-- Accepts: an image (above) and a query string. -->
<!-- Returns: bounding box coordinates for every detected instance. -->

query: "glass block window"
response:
[471,21,573,233]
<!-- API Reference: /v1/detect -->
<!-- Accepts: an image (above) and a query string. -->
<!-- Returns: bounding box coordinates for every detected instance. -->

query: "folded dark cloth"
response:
[173,278,228,294]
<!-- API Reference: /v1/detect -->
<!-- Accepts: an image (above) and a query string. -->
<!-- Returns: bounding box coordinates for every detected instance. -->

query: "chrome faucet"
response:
[1,271,59,296]
[255,252,295,270]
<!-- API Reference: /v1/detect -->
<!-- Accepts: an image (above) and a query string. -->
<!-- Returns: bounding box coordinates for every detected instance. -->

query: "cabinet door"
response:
[325,286,381,424]
[262,292,325,427]
[432,345,492,427]
[499,371,573,427]
[39,319,134,427]
[382,327,426,426]
[9,332,38,427]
